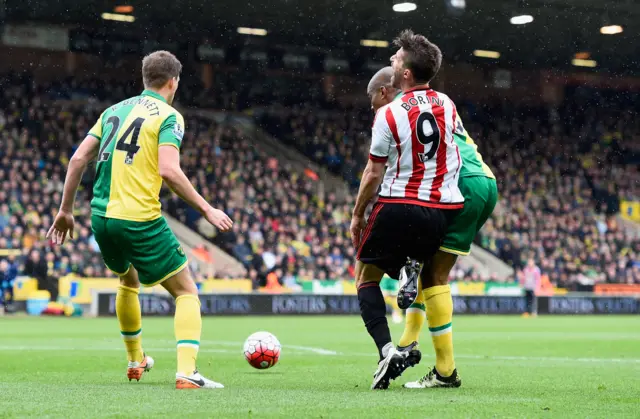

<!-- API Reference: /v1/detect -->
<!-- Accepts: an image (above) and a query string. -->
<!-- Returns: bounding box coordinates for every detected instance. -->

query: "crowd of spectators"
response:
[0,73,113,303]
[162,117,356,288]
[0,70,638,295]
[0,73,358,294]
[257,88,639,288]
[470,98,640,288]
[258,103,369,189]
[42,66,325,112]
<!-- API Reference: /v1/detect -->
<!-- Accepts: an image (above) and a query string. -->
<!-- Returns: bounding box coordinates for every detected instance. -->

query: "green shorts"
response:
[380,275,399,295]
[440,176,498,256]
[91,214,188,286]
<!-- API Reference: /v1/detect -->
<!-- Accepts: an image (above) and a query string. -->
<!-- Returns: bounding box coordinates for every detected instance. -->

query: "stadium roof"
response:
[5,0,640,74]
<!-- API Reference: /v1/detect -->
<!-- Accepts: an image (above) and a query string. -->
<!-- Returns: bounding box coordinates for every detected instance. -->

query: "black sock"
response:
[357,282,392,359]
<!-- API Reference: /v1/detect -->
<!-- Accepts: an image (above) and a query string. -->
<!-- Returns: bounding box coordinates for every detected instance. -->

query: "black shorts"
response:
[357,202,456,279]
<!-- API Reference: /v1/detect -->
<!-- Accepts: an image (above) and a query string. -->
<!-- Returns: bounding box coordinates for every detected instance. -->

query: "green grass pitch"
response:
[1,315,639,418]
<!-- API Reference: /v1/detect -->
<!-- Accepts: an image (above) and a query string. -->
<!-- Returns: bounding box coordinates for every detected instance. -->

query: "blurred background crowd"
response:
[0,64,639,302]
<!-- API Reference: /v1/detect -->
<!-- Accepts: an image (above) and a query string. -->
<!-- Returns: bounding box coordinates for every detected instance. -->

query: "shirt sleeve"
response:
[454,113,466,136]
[369,107,392,162]
[87,112,104,140]
[158,112,185,150]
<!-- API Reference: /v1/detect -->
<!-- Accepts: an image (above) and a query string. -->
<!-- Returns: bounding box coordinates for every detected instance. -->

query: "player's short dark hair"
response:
[393,29,442,84]
[142,51,182,89]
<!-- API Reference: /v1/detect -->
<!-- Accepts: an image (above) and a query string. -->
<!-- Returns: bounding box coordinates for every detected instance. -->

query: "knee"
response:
[119,276,139,289]
[354,261,384,289]
[420,270,448,289]
[432,272,449,287]
[118,265,140,289]
[172,281,198,298]
[355,271,381,289]
[355,275,369,289]
[165,276,199,299]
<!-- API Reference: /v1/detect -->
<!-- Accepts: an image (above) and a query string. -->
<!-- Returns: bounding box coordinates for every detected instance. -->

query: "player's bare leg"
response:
[116,266,155,382]
[356,261,408,389]
[405,251,461,388]
[162,267,223,389]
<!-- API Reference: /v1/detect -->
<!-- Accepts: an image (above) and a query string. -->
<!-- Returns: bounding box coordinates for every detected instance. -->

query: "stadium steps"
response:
[187,107,517,281]
[617,215,640,237]
[460,244,514,281]
[189,109,516,281]
[180,108,350,275]
[234,110,515,280]
[250,126,349,199]
[189,110,351,201]
[163,212,246,278]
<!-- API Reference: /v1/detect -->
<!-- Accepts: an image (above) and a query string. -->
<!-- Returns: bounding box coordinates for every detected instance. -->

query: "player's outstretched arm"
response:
[158,145,233,232]
[47,135,100,244]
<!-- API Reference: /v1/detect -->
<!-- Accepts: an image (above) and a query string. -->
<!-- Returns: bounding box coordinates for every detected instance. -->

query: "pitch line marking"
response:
[198,340,338,355]
[284,345,338,355]
[1,343,639,364]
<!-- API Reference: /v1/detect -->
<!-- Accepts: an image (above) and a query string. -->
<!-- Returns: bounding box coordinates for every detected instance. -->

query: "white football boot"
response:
[404,366,462,389]
[176,370,224,389]
[371,346,408,390]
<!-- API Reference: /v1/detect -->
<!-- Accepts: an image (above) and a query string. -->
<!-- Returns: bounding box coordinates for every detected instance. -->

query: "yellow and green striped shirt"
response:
[455,128,495,179]
[88,90,185,222]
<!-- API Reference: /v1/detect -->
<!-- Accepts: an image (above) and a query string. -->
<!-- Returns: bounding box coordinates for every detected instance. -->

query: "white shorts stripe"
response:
[177,343,200,350]
[406,307,427,317]
[430,325,453,337]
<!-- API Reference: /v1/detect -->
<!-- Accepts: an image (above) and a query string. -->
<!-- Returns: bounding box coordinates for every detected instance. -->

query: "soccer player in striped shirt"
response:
[365,57,498,389]
[351,30,465,389]
[47,51,233,389]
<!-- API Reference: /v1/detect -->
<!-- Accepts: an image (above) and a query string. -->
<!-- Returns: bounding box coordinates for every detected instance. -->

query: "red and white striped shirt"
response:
[369,87,464,209]
[521,265,541,291]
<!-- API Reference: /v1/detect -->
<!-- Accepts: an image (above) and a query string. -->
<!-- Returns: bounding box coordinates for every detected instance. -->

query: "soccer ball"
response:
[243,331,281,369]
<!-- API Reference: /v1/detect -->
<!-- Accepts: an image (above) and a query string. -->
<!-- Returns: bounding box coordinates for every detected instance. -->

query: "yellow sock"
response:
[383,295,402,318]
[423,284,455,377]
[398,283,426,347]
[116,285,144,363]
[175,294,202,375]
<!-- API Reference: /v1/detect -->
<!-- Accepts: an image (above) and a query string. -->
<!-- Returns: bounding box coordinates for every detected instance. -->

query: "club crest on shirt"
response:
[173,122,184,142]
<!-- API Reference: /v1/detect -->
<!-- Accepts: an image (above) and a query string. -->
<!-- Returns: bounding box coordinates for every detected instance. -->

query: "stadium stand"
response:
[469,100,640,288]
[0,74,111,290]
[161,117,357,287]
[0,74,358,290]
[257,91,640,288]
[258,103,369,189]
[0,70,638,295]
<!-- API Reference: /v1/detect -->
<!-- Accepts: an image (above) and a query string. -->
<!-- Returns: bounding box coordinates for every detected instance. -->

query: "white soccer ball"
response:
[243,331,281,369]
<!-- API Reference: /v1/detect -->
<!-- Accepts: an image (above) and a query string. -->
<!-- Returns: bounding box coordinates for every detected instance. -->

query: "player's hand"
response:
[46,209,75,245]
[205,207,233,232]
[350,214,367,249]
